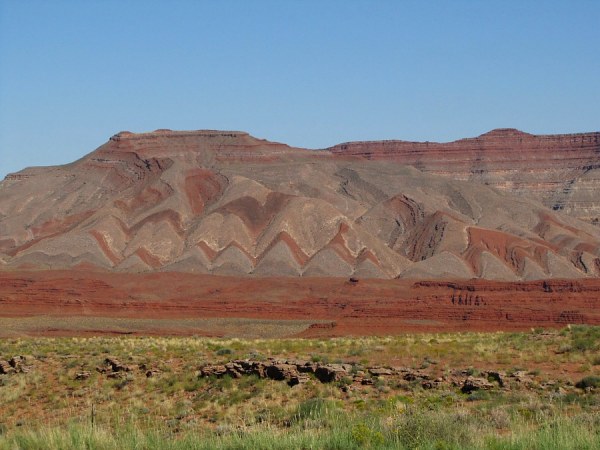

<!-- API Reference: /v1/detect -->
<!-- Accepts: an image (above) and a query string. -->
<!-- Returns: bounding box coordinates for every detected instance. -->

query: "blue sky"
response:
[1,0,599,178]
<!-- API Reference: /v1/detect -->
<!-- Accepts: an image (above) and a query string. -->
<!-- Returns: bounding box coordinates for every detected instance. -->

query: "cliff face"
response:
[328,129,600,224]
[1,128,599,280]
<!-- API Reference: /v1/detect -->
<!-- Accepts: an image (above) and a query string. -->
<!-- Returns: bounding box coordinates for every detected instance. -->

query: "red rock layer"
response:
[104,130,304,162]
[0,271,599,336]
[329,129,600,222]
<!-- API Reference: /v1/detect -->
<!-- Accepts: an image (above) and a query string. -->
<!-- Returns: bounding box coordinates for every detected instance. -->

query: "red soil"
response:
[1,271,599,337]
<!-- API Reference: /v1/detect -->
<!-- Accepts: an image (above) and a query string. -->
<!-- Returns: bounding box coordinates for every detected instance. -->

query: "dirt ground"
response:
[1,270,599,337]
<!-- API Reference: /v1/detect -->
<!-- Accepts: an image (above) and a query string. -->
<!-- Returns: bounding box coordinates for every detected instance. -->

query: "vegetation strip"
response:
[0,326,598,449]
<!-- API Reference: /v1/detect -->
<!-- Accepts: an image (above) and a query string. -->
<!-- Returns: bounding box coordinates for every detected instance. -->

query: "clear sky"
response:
[1,0,599,178]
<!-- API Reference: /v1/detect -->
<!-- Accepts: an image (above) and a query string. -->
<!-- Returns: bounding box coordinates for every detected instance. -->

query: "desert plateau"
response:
[1,129,599,448]
[1,128,600,335]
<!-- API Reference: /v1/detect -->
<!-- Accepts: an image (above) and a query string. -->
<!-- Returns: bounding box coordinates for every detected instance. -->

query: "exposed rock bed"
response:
[0,352,590,403]
[197,359,568,393]
[0,356,32,374]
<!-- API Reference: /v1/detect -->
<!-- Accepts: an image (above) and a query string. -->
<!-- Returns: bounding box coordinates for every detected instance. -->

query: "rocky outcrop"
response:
[461,377,494,393]
[0,355,33,374]
[96,357,136,376]
[198,359,424,386]
[0,360,14,375]
[199,359,316,386]
[197,359,552,394]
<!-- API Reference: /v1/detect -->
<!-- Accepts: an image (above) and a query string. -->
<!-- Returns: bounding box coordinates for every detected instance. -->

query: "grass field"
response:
[0,316,320,339]
[1,325,599,449]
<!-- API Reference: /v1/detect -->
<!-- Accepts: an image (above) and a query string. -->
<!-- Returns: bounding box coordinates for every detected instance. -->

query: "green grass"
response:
[0,326,599,449]
[1,411,598,450]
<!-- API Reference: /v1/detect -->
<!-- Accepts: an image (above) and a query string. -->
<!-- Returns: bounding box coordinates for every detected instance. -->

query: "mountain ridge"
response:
[1,128,599,280]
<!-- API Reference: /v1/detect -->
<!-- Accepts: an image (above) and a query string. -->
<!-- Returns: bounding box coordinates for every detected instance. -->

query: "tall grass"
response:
[1,411,598,450]
[1,328,599,449]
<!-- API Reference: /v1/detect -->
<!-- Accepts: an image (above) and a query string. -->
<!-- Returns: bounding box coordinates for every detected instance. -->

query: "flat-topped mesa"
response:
[328,128,600,161]
[108,129,250,142]
[477,128,532,137]
[328,129,600,223]
[2,126,600,279]
[100,129,303,162]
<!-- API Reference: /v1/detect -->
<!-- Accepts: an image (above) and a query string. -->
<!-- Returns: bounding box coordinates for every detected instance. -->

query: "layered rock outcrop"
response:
[328,129,600,224]
[1,271,599,334]
[1,128,599,280]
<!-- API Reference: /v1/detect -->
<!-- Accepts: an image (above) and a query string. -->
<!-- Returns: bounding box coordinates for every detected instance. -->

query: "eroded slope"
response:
[1,129,599,280]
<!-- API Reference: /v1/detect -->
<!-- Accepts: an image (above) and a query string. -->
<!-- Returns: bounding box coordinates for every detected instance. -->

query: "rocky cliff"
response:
[329,129,600,224]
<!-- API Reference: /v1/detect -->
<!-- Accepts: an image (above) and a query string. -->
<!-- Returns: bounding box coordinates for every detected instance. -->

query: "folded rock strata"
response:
[1,128,599,280]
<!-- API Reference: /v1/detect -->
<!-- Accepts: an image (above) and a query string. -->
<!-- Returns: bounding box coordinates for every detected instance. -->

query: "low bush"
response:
[576,375,600,389]
[570,325,600,352]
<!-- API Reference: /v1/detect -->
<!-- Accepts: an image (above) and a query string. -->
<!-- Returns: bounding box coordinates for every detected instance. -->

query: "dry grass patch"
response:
[0,326,599,448]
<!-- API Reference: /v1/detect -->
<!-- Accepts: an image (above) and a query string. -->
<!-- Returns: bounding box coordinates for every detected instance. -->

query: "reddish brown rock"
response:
[1,128,599,281]
[199,365,228,378]
[265,363,300,381]
[329,129,600,224]
[314,364,352,383]
[368,367,394,376]
[0,271,599,336]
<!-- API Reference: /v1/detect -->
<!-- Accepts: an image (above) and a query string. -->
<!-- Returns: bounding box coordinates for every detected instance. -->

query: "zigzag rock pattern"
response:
[1,129,599,280]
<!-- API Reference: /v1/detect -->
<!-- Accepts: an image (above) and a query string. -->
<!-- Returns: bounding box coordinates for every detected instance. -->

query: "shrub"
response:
[570,325,600,352]
[292,398,337,423]
[351,423,384,447]
[394,407,475,449]
[575,376,600,389]
[215,348,233,356]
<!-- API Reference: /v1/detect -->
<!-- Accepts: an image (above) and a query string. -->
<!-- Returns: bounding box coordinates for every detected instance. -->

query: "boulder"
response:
[231,359,269,377]
[461,376,494,393]
[483,370,505,387]
[287,374,310,387]
[265,363,299,381]
[7,356,30,373]
[105,357,134,372]
[224,362,244,378]
[510,370,533,384]
[368,367,393,376]
[9,356,26,368]
[0,360,14,375]
[199,365,228,378]
[400,368,430,381]
[314,364,351,383]
[292,360,318,374]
